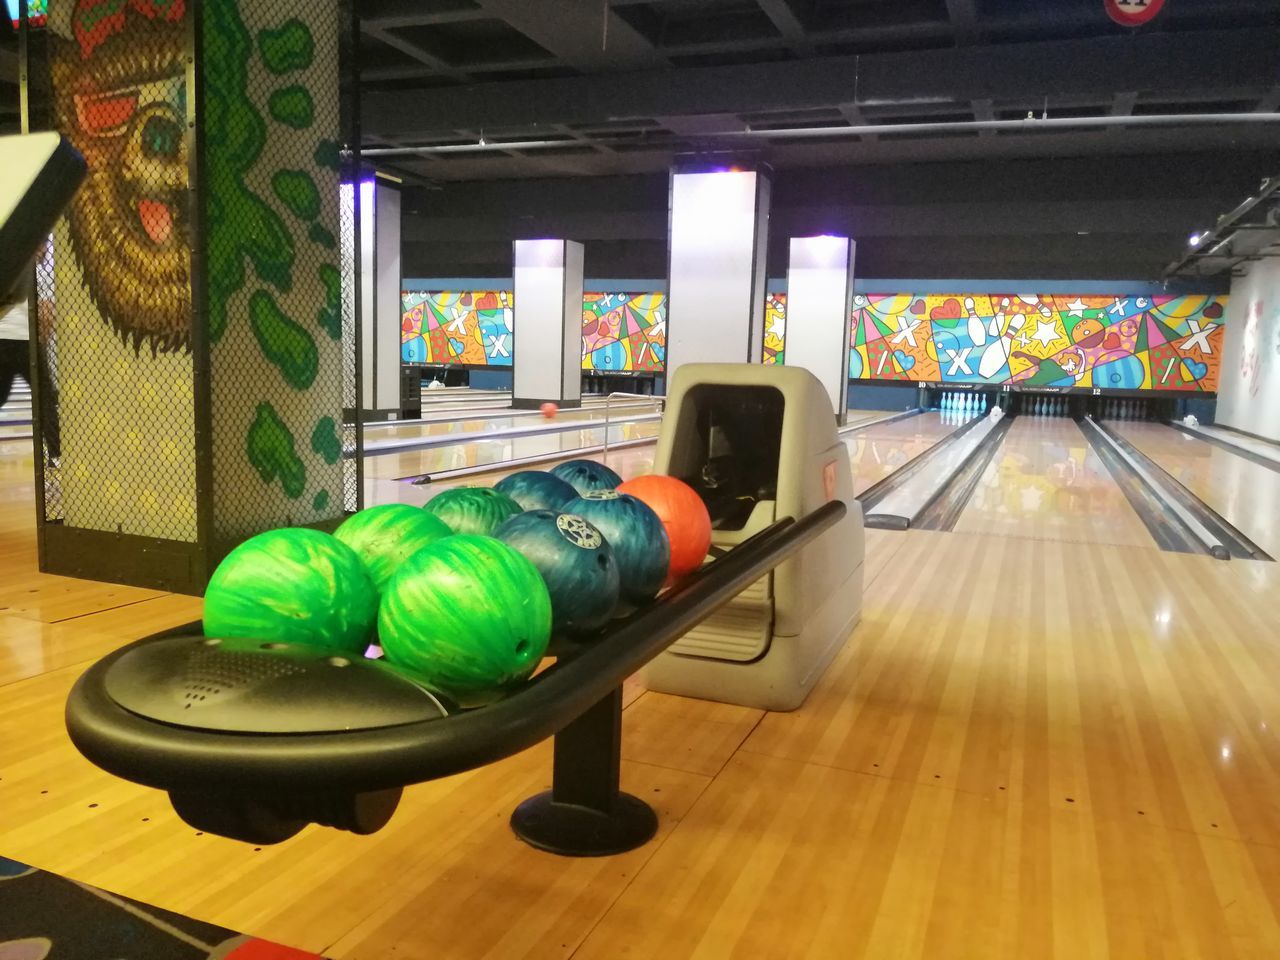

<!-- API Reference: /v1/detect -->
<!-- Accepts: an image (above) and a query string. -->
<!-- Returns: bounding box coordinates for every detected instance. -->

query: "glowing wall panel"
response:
[665,169,770,383]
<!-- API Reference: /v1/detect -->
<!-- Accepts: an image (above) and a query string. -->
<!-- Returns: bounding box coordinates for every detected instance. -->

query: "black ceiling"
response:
[357,0,1280,184]
[2,1,1277,280]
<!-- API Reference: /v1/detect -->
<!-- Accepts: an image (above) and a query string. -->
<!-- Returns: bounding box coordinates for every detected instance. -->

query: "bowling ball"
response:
[496,510,620,634]
[379,535,552,705]
[334,504,452,593]
[424,486,523,536]
[204,528,377,654]
[564,490,670,606]
[494,470,579,513]
[540,402,559,419]
[551,459,622,497]
[617,475,712,581]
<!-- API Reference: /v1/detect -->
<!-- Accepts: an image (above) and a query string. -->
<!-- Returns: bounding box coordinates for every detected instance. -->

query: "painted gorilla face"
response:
[51,16,191,354]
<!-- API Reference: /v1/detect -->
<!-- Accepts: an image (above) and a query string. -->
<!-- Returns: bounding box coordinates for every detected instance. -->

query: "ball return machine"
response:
[66,365,858,855]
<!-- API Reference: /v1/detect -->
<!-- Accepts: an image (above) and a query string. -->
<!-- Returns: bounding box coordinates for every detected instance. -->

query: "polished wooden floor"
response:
[3,421,1280,959]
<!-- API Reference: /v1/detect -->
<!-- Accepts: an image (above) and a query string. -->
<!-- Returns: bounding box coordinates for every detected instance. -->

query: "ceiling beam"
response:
[381,126,1280,183]
[755,0,815,56]
[943,0,980,45]
[469,0,666,71]
[836,103,879,141]
[363,25,472,82]
[1255,86,1280,113]
[363,28,1280,139]
[1110,91,1138,116]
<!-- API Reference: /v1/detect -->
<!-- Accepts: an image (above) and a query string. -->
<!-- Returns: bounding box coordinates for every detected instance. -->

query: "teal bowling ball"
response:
[334,504,452,592]
[378,535,552,705]
[495,510,620,634]
[551,459,622,497]
[563,490,670,606]
[494,470,579,513]
[204,528,377,654]
[424,486,523,536]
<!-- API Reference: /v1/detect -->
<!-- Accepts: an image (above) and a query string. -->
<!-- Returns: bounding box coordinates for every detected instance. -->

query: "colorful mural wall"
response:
[764,292,1227,392]
[401,290,668,373]
[7,0,47,28]
[402,290,514,367]
[763,292,786,365]
[581,292,666,373]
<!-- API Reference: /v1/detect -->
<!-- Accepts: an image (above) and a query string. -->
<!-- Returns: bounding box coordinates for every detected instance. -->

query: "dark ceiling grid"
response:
[349,0,1279,186]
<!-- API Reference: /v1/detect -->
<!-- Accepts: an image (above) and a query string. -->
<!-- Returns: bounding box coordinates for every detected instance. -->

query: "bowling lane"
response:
[362,399,662,443]
[365,432,661,507]
[952,415,1156,547]
[363,417,663,482]
[844,411,967,496]
[1110,422,1280,558]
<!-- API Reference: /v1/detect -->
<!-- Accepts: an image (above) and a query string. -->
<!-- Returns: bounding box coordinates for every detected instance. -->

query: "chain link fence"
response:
[23,0,360,576]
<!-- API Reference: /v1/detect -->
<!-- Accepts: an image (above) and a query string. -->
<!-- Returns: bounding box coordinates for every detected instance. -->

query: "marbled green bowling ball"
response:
[424,486,523,536]
[204,528,378,654]
[334,503,452,592]
[379,535,552,706]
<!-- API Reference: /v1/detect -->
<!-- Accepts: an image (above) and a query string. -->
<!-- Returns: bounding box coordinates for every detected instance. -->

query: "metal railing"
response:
[602,391,665,461]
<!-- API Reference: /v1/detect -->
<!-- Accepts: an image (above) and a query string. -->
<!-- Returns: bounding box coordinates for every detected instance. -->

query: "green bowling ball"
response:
[204,528,377,654]
[379,535,552,706]
[424,486,523,536]
[334,503,452,592]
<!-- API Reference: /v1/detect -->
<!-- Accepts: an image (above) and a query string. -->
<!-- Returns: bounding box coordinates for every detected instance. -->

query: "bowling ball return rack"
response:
[66,502,844,857]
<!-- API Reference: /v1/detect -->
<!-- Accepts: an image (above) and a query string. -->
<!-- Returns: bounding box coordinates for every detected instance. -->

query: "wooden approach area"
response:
[2,440,1280,959]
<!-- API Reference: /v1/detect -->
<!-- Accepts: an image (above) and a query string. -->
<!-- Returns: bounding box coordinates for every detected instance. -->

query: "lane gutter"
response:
[1083,418,1271,561]
[914,415,1016,531]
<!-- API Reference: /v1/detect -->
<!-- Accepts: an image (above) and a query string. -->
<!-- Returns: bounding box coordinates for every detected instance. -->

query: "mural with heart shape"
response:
[764,291,1227,392]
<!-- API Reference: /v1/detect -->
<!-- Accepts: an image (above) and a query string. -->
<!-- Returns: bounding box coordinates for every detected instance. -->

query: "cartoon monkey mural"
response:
[48,0,191,355]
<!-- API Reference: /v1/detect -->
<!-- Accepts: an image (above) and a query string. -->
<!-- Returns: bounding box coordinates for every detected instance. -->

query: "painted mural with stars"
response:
[766,292,1227,392]
[402,291,514,367]
[580,292,666,373]
[401,290,667,373]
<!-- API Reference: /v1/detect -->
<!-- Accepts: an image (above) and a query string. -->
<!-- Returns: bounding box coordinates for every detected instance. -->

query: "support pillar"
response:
[784,235,856,423]
[358,175,403,421]
[511,239,583,409]
[665,164,771,385]
[24,0,361,593]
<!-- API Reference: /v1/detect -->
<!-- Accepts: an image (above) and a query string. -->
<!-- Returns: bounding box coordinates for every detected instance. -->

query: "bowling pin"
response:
[1016,294,1054,320]
[964,297,987,347]
[979,310,1025,380]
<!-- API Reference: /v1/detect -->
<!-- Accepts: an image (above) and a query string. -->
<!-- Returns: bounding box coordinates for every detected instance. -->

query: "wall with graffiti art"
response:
[402,290,514,367]
[765,291,1227,392]
[763,292,786,365]
[402,289,667,373]
[581,292,666,372]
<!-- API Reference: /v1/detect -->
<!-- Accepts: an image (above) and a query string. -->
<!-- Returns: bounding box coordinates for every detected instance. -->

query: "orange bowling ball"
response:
[617,474,711,581]
[540,402,559,419]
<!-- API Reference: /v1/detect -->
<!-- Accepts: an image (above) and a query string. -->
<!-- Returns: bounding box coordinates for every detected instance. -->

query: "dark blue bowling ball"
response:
[563,491,670,606]
[495,510,620,634]
[494,470,579,513]
[551,459,622,497]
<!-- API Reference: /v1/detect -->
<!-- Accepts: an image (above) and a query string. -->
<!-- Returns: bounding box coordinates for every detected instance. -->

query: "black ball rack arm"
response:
[66,501,846,854]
